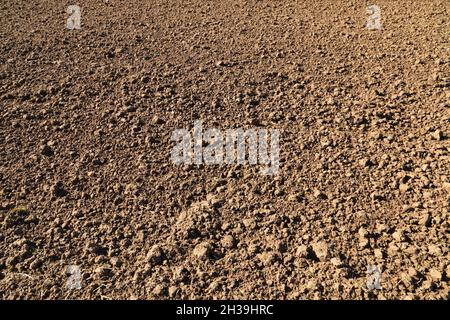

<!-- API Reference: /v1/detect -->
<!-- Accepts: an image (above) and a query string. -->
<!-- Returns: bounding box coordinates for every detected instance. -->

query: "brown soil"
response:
[0,0,449,299]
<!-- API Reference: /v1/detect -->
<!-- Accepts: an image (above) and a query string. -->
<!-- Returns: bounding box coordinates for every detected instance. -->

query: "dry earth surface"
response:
[0,0,449,299]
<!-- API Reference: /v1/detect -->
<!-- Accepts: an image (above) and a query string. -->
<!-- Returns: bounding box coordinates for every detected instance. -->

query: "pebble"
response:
[312,241,329,261]
[242,218,256,229]
[257,252,277,266]
[359,237,369,248]
[313,190,327,200]
[392,230,406,242]
[168,286,179,298]
[40,144,54,156]
[374,249,384,259]
[153,284,167,296]
[296,245,311,259]
[193,242,213,260]
[358,227,369,238]
[330,257,343,268]
[152,115,165,125]
[419,213,431,227]
[173,266,189,283]
[221,235,236,249]
[429,268,442,282]
[95,265,112,279]
[401,272,413,288]
[147,245,164,265]
[442,182,450,193]
[359,158,373,167]
[287,193,303,202]
[388,243,399,256]
[431,130,444,141]
[408,267,418,278]
[399,183,410,193]
[428,244,442,256]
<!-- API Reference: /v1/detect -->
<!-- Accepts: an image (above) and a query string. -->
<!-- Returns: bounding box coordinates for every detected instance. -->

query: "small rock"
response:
[359,158,373,167]
[358,227,370,247]
[208,280,221,292]
[374,249,384,259]
[400,272,413,288]
[242,218,256,229]
[419,213,431,227]
[6,255,20,267]
[287,193,304,202]
[399,184,410,193]
[152,115,165,125]
[173,266,189,283]
[193,242,213,260]
[283,253,294,264]
[30,258,43,270]
[330,257,343,268]
[207,195,224,208]
[431,130,444,141]
[392,230,406,242]
[306,279,319,291]
[313,190,327,200]
[428,244,442,256]
[110,257,122,268]
[359,237,369,248]
[370,192,384,201]
[85,243,107,255]
[376,223,389,233]
[296,245,311,259]
[429,268,442,282]
[221,235,236,249]
[40,144,54,156]
[95,265,112,279]
[312,241,329,261]
[442,182,450,193]
[387,243,399,256]
[420,280,435,291]
[147,245,164,265]
[153,284,167,296]
[408,267,418,278]
[257,252,277,266]
[358,227,369,238]
[124,183,138,195]
[168,286,179,298]
[405,245,418,255]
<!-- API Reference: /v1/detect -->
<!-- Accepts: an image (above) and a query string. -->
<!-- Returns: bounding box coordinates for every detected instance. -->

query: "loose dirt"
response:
[0,0,449,299]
